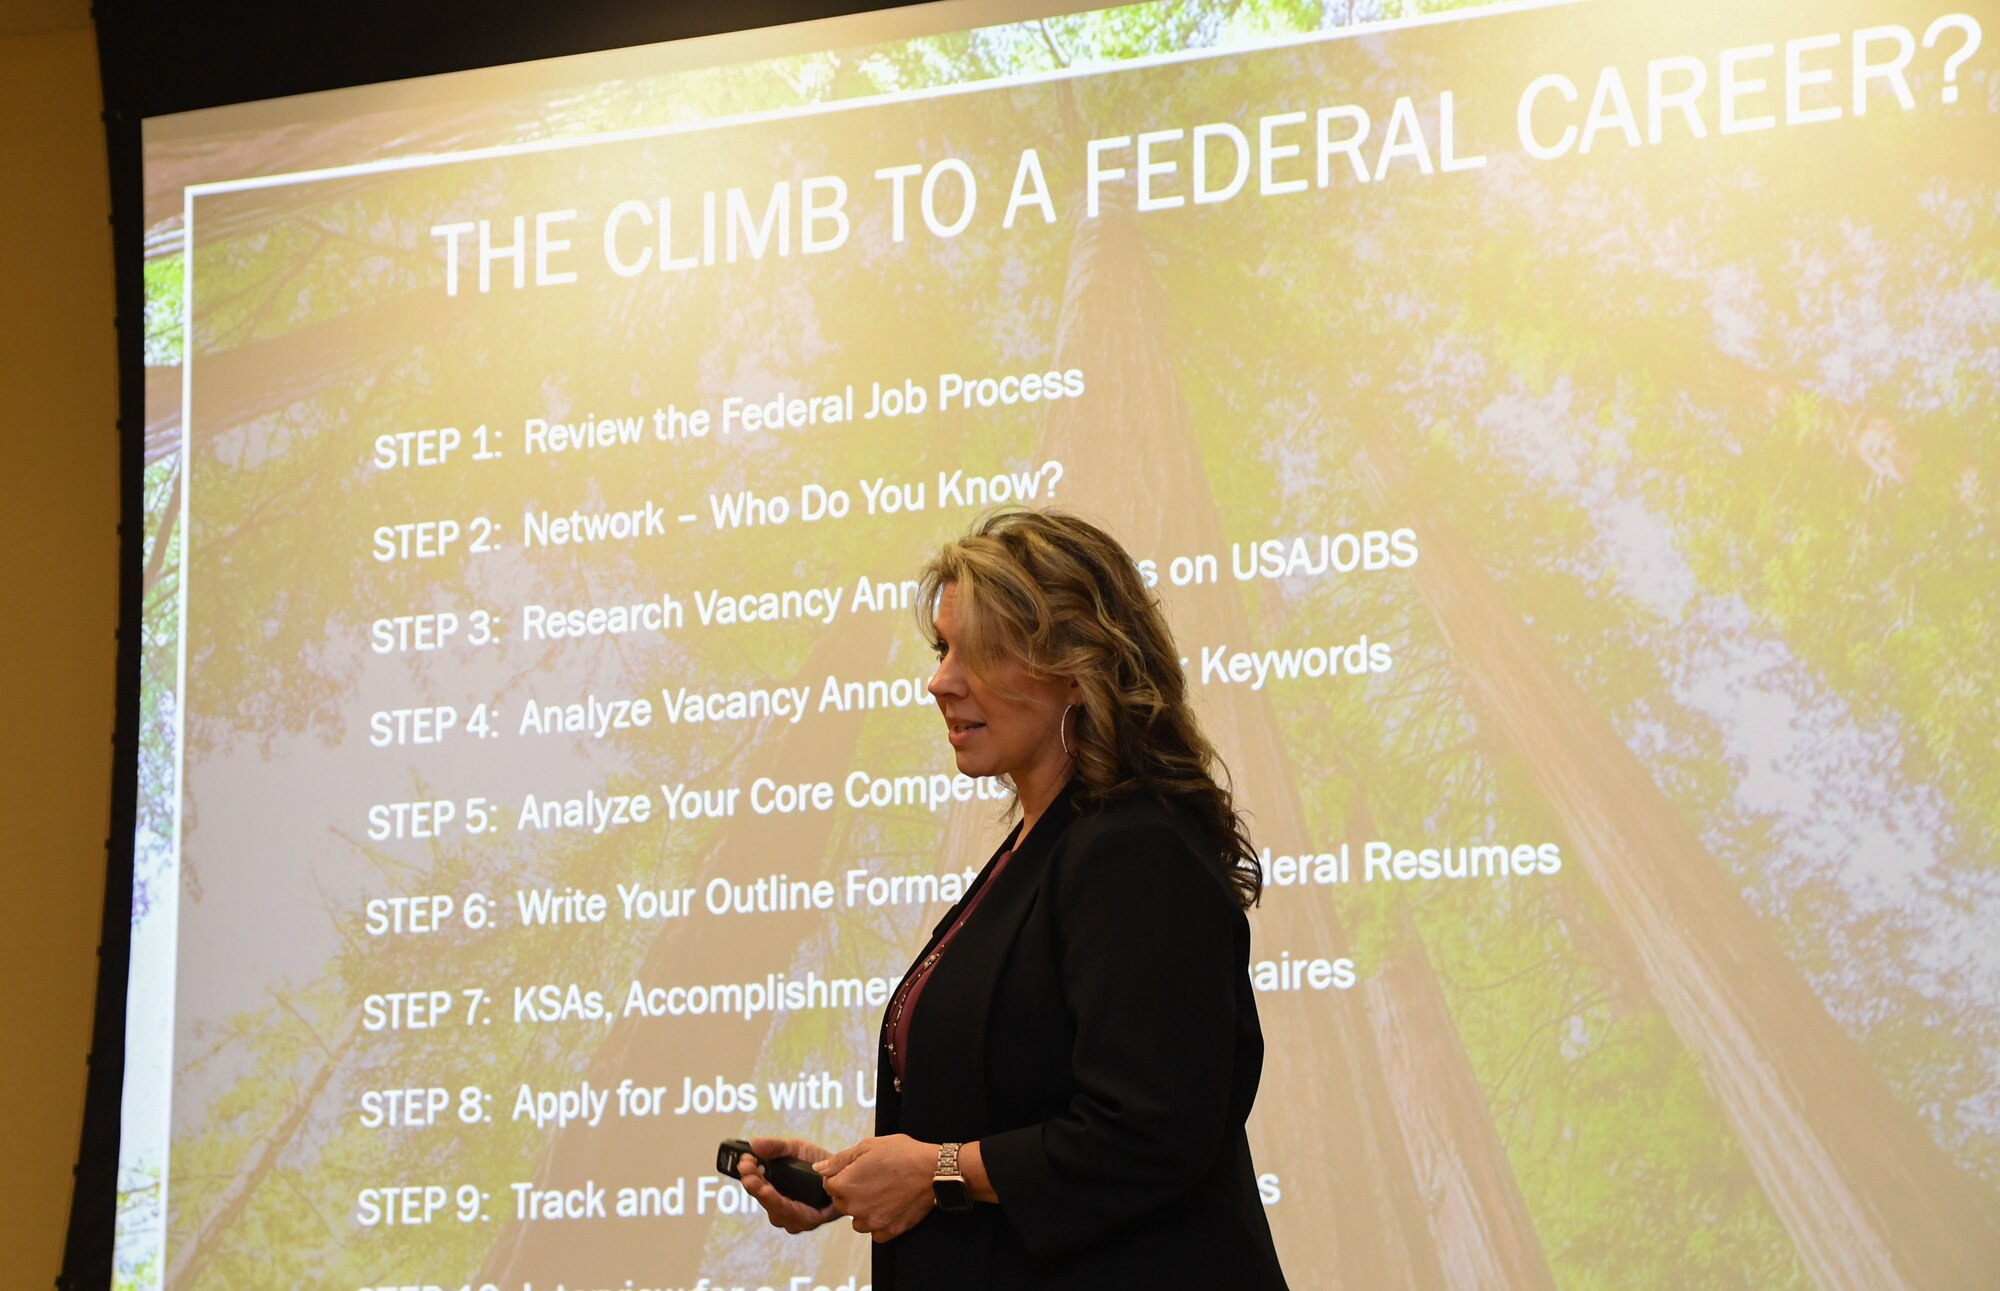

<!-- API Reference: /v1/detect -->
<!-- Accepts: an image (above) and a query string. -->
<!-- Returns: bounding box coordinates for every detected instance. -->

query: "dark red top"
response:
[885,848,1016,1084]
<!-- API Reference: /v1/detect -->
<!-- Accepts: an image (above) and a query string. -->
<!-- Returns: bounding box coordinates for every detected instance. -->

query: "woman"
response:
[738,508,1288,1289]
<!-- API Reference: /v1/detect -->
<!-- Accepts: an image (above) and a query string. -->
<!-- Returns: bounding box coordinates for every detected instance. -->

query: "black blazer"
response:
[872,778,1289,1290]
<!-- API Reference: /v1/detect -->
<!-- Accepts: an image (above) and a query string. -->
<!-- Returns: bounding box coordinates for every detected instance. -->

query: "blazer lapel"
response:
[900,779,1082,1134]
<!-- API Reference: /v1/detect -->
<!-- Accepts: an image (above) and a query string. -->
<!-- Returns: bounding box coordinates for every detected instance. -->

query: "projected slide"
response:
[119,0,2000,1287]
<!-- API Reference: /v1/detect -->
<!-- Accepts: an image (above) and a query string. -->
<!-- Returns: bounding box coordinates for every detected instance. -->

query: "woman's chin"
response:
[949,748,995,779]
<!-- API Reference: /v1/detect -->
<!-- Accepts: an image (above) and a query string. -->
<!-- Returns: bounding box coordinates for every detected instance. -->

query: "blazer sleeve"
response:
[977,813,1245,1262]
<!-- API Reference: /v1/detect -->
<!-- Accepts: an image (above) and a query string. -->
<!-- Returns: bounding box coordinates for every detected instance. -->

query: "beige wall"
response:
[0,18,117,1283]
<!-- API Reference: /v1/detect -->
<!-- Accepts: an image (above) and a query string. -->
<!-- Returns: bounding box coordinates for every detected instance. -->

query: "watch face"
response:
[933,1176,973,1213]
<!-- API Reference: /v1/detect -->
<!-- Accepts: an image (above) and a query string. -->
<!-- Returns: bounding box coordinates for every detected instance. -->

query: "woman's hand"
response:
[737,1136,839,1234]
[815,1134,939,1243]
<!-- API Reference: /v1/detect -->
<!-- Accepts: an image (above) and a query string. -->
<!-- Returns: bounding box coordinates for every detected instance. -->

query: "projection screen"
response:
[118,0,2000,1286]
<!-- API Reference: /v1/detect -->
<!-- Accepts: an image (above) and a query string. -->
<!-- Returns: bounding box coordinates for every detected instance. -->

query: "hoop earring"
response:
[1060,703,1074,757]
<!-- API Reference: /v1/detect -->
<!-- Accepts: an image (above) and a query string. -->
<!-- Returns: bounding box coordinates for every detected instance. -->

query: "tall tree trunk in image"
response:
[1352,432,2000,1289]
[1035,200,1446,1288]
[1363,919,1559,1291]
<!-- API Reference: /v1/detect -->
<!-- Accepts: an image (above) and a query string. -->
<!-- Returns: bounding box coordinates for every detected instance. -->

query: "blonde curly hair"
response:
[916,508,1262,908]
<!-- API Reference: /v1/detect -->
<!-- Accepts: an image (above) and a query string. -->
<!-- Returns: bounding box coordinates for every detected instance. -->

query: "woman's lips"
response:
[947,720,985,747]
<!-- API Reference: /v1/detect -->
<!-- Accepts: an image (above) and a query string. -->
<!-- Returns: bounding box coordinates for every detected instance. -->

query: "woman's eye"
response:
[930,642,948,660]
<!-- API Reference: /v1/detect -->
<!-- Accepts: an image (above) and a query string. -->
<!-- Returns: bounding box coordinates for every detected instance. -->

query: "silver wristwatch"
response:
[933,1141,972,1213]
